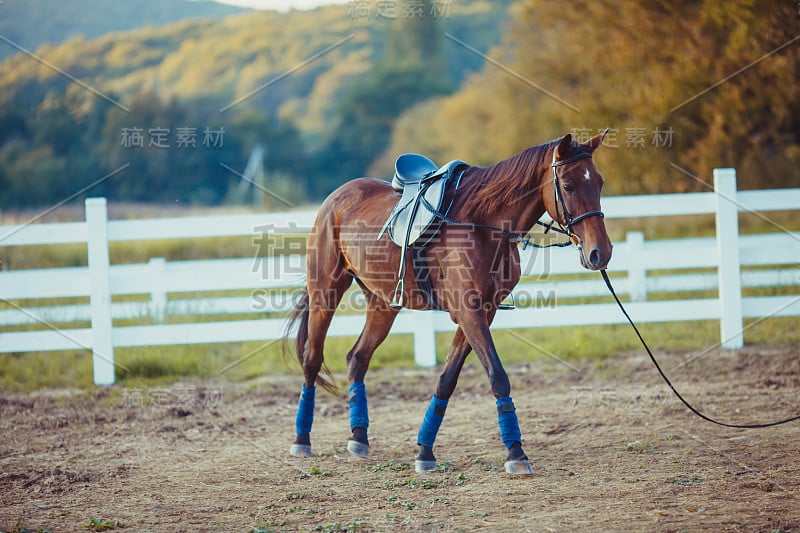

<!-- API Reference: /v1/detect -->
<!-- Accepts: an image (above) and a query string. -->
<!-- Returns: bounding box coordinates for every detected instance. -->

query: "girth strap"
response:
[410,246,440,310]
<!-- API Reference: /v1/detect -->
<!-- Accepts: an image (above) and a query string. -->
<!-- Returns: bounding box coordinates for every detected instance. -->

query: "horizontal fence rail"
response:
[1,169,798,384]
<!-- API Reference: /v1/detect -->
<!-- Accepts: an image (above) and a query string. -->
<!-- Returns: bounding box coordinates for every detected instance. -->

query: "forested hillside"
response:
[0,0,246,61]
[0,0,796,210]
[0,0,511,207]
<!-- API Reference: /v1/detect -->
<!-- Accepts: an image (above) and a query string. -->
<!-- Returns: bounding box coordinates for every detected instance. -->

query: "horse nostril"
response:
[589,248,601,267]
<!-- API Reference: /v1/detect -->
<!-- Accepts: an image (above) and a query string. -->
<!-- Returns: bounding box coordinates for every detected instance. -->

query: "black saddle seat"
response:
[392,153,438,192]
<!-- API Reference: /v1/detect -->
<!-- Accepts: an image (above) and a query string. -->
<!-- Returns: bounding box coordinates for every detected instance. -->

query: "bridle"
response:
[426,148,606,251]
[550,150,605,238]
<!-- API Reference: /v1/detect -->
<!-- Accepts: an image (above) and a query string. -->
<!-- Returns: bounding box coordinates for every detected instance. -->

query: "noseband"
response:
[551,150,604,237]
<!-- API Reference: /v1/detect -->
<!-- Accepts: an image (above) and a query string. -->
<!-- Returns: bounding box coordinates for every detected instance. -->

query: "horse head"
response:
[545,130,613,270]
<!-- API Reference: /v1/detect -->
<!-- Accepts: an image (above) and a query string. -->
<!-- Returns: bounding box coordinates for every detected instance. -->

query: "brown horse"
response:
[285,131,612,474]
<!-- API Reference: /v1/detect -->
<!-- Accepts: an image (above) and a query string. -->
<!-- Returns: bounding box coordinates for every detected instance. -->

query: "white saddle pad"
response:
[387,177,447,248]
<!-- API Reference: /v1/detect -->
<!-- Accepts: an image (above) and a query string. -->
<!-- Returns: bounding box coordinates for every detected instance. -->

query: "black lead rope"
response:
[601,269,800,429]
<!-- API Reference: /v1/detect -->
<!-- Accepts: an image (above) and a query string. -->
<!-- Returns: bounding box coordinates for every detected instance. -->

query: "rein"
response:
[554,151,797,427]
[601,269,800,429]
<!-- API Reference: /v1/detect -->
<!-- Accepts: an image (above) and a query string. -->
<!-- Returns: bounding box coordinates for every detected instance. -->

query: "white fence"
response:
[1,169,799,385]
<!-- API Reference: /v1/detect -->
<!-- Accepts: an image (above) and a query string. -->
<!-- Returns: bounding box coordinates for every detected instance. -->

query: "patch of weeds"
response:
[401,476,419,489]
[387,494,419,511]
[425,497,449,507]
[473,511,491,518]
[436,462,454,473]
[82,518,122,531]
[623,440,656,454]
[665,476,703,485]
[472,457,502,472]
[5,521,53,533]
[401,472,467,489]
[401,476,441,489]
[298,465,334,479]
[419,478,444,489]
[624,477,644,483]
[285,491,305,500]
[249,527,278,533]
[287,505,311,513]
[367,460,410,473]
[314,521,365,532]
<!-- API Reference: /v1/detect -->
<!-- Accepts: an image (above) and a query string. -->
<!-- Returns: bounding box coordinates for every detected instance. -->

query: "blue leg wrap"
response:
[348,381,369,430]
[496,397,522,449]
[295,384,315,435]
[417,395,449,448]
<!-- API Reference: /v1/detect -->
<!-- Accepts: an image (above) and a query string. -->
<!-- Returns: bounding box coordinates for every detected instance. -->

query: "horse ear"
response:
[584,128,609,152]
[555,133,574,161]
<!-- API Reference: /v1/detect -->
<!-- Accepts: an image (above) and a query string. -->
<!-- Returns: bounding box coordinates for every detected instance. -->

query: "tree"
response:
[314,0,451,195]
[390,0,799,193]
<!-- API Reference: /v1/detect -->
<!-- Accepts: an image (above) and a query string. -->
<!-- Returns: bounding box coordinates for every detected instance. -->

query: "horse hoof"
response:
[289,444,312,458]
[347,440,369,458]
[415,460,438,473]
[505,460,535,475]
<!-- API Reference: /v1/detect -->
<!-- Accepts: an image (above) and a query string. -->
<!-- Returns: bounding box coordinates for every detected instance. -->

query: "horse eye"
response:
[562,183,576,193]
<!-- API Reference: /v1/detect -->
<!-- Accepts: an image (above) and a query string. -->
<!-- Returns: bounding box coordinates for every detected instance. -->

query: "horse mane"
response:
[459,139,560,220]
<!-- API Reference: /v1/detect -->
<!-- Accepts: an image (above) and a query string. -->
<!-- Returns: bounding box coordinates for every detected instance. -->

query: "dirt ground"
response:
[2,346,799,532]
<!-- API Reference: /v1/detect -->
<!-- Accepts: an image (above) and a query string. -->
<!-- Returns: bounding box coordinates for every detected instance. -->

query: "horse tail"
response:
[283,287,310,368]
[283,287,337,394]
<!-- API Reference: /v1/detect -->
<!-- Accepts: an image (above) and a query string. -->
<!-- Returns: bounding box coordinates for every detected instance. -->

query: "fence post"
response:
[626,231,647,302]
[413,311,437,367]
[148,257,167,323]
[85,197,115,385]
[714,169,744,349]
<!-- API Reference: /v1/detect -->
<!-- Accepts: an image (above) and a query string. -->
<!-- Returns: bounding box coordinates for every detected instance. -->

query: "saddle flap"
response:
[388,177,447,247]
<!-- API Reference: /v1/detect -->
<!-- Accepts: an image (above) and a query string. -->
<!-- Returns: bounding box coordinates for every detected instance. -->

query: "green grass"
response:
[2,313,798,393]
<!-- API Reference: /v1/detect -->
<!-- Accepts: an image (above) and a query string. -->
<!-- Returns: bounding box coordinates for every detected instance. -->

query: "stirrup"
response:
[498,292,516,310]
[390,279,404,309]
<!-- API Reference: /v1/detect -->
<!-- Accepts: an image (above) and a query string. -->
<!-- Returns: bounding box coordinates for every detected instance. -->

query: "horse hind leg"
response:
[289,270,353,458]
[345,293,398,459]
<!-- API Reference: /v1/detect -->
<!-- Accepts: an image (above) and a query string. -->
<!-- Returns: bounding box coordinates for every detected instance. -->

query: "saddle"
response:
[378,154,468,308]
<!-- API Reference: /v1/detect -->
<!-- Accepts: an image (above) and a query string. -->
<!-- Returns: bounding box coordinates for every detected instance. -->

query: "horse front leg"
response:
[415,327,471,472]
[457,309,534,475]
